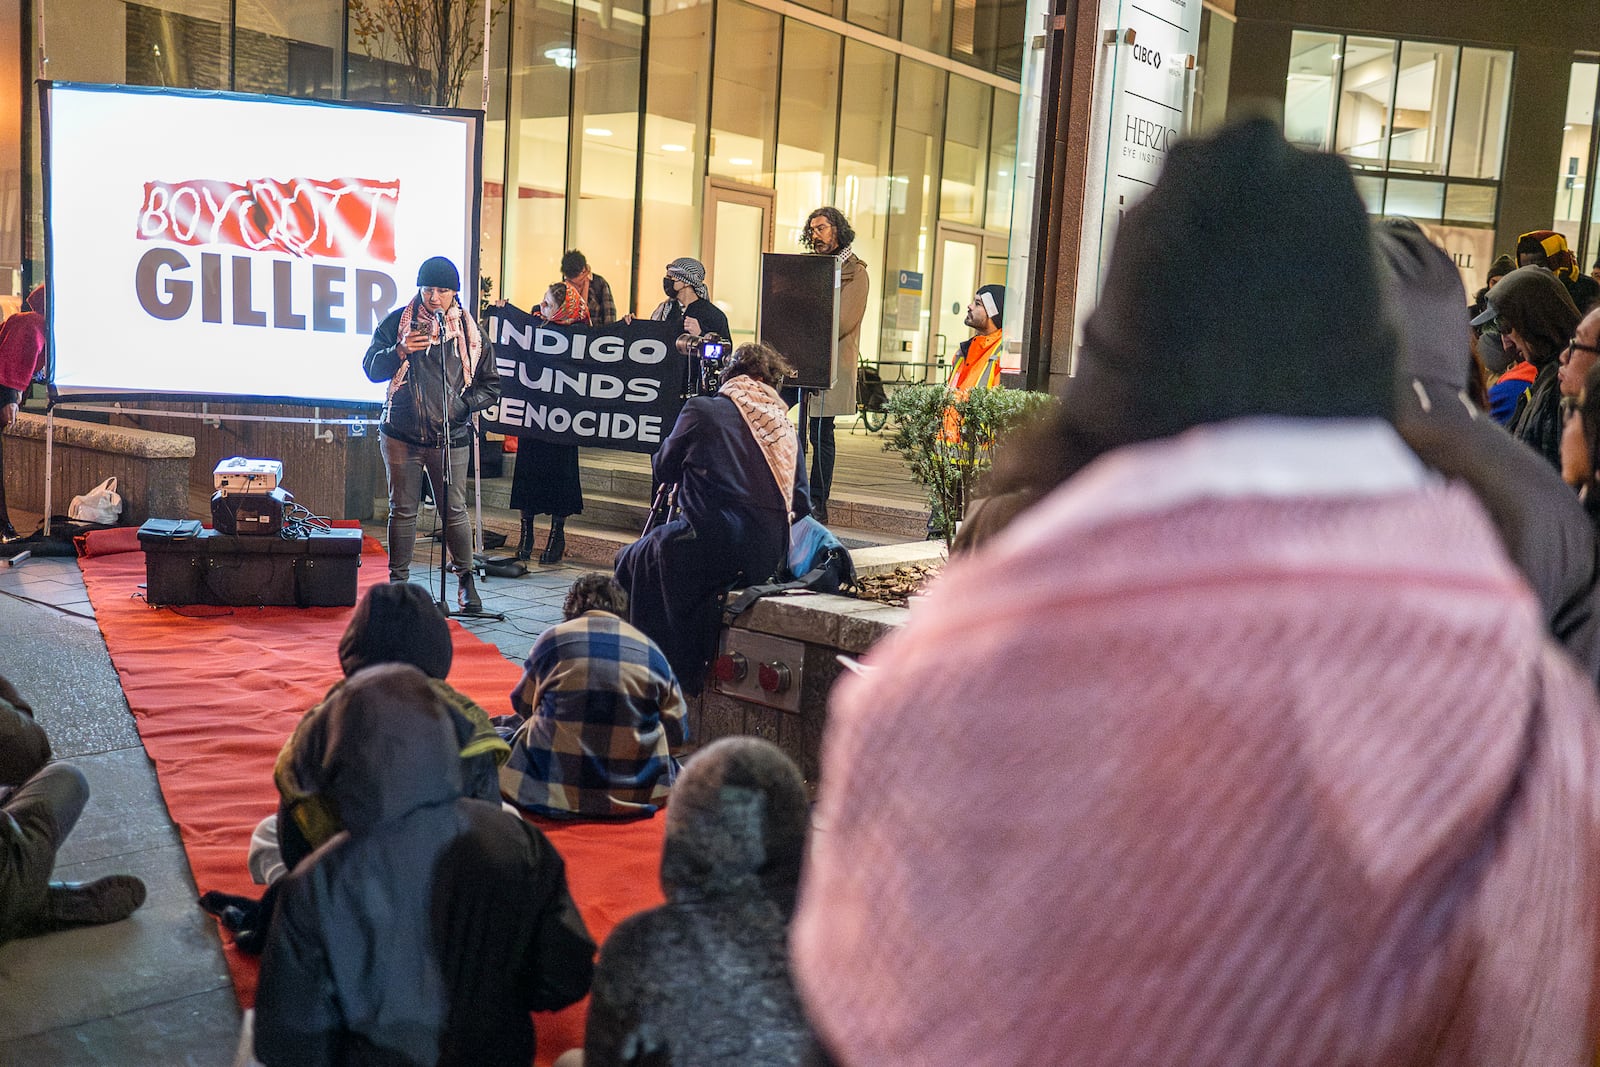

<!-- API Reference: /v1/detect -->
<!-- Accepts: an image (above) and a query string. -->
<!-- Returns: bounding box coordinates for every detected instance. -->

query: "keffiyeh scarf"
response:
[720,375,797,513]
[388,295,481,403]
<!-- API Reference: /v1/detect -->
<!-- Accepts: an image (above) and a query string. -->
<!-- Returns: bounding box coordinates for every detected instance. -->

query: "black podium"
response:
[140,527,363,607]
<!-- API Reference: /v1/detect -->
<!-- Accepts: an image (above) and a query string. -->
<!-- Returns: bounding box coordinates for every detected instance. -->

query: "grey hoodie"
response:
[1382,222,1600,684]
[583,737,819,1066]
[255,664,595,1067]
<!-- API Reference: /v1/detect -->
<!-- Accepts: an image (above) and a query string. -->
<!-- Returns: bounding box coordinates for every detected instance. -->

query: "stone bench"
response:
[686,540,947,785]
[3,413,195,526]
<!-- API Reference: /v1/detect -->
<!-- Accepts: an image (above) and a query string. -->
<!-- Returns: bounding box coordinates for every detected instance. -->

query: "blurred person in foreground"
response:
[616,342,810,695]
[792,118,1600,1066]
[1381,219,1600,682]
[255,664,595,1067]
[566,738,818,1067]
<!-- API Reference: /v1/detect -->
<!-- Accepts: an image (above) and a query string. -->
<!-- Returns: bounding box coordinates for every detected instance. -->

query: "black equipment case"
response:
[139,525,362,607]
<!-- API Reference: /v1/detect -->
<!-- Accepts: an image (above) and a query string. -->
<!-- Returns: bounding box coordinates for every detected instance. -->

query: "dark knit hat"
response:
[1063,118,1395,462]
[1487,254,1517,285]
[976,284,1005,327]
[416,255,461,291]
[338,581,453,680]
[661,737,809,919]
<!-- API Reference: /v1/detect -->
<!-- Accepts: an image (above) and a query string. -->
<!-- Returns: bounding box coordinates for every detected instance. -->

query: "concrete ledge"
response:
[6,414,196,459]
[4,413,195,525]
[851,539,947,578]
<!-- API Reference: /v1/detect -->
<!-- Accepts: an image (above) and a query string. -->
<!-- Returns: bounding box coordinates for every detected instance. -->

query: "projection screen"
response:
[41,82,482,406]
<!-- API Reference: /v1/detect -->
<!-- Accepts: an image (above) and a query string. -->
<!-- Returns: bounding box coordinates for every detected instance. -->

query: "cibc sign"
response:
[1072,0,1202,374]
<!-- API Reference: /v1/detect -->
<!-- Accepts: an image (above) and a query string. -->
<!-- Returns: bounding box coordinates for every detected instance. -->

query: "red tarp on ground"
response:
[77,529,665,1064]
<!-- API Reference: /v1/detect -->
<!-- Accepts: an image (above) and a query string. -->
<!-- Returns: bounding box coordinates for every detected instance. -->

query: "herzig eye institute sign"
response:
[1072,0,1204,371]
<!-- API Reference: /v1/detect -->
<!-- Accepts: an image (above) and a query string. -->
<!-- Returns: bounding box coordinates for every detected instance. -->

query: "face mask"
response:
[663,276,678,299]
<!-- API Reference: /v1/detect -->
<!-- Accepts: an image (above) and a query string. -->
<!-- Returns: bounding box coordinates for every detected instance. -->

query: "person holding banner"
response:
[615,342,810,695]
[363,256,500,612]
[650,257,730,342]
[511,282,589,564]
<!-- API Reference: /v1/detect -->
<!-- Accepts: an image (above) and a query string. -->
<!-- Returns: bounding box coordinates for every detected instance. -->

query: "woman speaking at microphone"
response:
[363,255,500,612]
[615,342,810,695]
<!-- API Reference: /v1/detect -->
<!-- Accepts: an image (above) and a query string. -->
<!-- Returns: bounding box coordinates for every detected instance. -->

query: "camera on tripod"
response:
[678,332,729,396]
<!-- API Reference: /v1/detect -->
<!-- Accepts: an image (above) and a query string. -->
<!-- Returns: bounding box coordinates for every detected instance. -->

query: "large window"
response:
[1556,62,1600,274]
[1285,30,1511,284]
[636,0,713,315]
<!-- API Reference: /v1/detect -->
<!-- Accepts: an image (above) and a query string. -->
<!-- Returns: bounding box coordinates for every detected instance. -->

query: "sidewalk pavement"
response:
[0,531,602,1066]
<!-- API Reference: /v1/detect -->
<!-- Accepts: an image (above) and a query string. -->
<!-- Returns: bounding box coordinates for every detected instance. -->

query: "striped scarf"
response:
[720,375,797,514]
[387,295,480,403]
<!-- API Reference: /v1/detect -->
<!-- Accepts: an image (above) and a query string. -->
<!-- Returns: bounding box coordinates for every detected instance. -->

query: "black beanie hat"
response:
[1064,118,1396,463]
[338,581,453,680]
[976,284,1005,327]
[416,255,461,291]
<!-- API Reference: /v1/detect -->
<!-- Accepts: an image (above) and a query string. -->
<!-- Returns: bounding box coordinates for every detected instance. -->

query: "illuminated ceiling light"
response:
[585,127,613,137]
[661,143,688,152]
[998,169,1009,176]
[544,46,577,69]
[1331,52,1342,60]
[729,156,753,165]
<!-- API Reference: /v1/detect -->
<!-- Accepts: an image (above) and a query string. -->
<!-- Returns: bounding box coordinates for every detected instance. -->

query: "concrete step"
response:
[479,471,929,541]
[401,495,926,573]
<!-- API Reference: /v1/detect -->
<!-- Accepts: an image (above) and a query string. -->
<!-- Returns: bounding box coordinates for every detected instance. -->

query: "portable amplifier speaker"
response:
[211,487,291,536]
[759,253,840,392]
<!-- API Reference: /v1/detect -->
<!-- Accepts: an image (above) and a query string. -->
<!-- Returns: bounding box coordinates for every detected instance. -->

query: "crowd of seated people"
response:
[42,114,1600,1066]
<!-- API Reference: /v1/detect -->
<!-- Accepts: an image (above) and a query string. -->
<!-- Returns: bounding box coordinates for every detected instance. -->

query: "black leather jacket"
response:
[364,304,500,448]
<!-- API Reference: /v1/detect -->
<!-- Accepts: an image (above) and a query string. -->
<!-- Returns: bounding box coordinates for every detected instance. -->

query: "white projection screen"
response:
[41,82,483,406]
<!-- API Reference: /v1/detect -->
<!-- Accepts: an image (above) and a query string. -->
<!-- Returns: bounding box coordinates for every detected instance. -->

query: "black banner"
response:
[480,304,690,454]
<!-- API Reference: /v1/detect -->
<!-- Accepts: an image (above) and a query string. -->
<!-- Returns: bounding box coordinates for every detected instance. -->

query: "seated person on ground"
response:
[255,663,596,1067]
[275,581,510,869]
[573,737,819,1067]
[0,673,145,946]
[497,574,688,819]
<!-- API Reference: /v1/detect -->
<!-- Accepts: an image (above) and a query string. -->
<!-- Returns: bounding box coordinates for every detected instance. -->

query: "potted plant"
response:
[882,383,1055,548]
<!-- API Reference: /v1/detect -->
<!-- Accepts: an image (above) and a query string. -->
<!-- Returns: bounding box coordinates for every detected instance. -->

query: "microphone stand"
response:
[431,307,505,622]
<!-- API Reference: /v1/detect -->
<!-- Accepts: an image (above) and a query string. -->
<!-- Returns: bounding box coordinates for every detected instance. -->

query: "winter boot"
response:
[539,516,567,564]
[457,572,483,613]
[515,513,536,561]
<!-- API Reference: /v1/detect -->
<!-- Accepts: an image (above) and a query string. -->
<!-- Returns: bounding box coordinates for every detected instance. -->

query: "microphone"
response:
[433,310,446,335]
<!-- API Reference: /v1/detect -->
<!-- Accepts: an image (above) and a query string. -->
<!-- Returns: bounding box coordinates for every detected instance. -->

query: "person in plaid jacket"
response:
[497,574,687,819]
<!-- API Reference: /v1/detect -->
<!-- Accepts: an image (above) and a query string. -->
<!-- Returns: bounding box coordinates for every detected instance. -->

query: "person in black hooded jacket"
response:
[254,663,595,1067]
[1474,266,1580,470]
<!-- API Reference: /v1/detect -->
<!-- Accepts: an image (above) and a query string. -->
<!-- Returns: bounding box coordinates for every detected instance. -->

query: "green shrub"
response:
[883,383,1056,547]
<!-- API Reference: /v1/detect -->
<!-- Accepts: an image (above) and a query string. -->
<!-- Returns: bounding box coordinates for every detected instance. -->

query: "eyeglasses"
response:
[1566,339,1600,358]
[421,287,455,298]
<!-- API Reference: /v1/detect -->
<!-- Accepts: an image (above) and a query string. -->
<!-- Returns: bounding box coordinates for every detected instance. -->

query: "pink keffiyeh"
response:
[719,375,796,513]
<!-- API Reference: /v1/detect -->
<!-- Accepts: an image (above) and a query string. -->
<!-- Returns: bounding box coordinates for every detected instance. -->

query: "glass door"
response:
[701,179,775,346]
[932,225,985,382]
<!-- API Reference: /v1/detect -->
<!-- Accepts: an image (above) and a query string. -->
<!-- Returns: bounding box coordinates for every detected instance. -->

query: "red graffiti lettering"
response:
[135,177,399,263]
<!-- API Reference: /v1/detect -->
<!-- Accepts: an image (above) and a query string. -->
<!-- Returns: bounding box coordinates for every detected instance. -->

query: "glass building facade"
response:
[1281,29,1513,287]
[11,0,1030,383]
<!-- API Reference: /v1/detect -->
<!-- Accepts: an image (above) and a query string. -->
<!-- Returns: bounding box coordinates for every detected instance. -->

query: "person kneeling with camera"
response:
[616,342,810,695]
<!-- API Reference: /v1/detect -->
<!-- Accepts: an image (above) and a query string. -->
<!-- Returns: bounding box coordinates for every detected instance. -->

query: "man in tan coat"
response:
[800,207,870,524]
